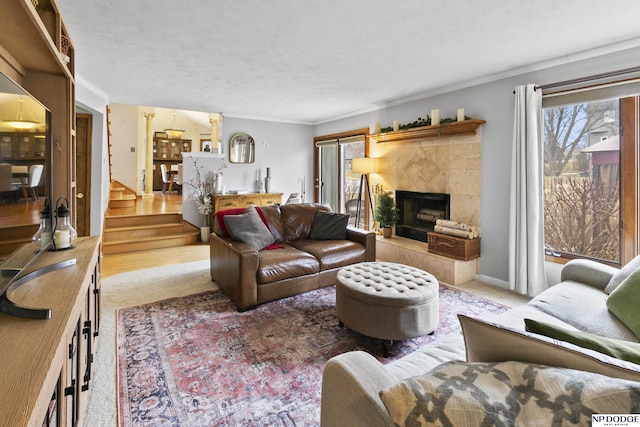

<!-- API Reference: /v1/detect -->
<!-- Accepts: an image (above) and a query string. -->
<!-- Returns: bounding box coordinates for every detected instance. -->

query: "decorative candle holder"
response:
[51,197,77,251]
[32,198,52,252]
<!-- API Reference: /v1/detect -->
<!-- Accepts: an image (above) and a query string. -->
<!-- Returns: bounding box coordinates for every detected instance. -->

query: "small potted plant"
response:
[374,191,399,238]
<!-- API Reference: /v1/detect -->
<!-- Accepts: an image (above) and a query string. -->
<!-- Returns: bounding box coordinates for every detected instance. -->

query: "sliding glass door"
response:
[314,130,367,226]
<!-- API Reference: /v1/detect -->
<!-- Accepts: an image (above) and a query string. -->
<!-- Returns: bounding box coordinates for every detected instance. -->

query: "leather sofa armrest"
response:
[560,258,619,291]
[321,351,395,427]
[210,233,260,310]
[346,227,377,261]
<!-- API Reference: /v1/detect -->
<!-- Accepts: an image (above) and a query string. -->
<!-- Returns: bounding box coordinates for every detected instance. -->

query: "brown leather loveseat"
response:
[210,203,376,311]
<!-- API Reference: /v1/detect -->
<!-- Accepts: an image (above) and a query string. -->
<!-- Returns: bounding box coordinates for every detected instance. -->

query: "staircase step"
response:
[102,232,199,254]
[104,212,183,228]
[103,222,197,241]
[109,192,135,200]
[108,198,136,209]
[102,177,197,254]
[108,180,137,209]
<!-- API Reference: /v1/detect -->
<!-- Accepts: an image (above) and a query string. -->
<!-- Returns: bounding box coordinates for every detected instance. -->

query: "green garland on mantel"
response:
[380,115,470,133]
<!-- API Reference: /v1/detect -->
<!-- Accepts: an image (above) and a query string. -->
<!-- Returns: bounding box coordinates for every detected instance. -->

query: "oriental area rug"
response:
[117,284,508,426]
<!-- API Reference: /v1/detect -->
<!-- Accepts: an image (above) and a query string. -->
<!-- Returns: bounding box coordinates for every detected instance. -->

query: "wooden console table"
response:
[0,237,101,426]
[212,192,283,213]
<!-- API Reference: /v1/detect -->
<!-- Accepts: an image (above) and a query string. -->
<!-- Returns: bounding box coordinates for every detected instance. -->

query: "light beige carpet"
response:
[83,260,218,427]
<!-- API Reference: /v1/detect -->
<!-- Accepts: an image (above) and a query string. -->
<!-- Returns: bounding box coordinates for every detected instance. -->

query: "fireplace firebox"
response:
[395,191,450,242]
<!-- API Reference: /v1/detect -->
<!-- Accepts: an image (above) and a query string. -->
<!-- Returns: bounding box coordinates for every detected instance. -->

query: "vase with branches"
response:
[184,159,226,227]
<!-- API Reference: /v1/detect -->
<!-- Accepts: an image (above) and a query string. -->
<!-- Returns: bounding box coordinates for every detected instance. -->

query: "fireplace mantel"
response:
[369,119,485,143]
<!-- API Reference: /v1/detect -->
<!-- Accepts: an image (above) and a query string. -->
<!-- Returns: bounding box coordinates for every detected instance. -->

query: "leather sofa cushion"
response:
[259,205,286,242]
[290,239,366,271]
[257,244,320,284]
[280,203,331,241]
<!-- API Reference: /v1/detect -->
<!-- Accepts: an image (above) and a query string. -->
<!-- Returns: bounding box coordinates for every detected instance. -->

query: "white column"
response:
[210,113,223,154]
[143,112,155,198]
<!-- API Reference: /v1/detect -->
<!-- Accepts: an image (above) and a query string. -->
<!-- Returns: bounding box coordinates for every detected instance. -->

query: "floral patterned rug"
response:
[117,285,508,426]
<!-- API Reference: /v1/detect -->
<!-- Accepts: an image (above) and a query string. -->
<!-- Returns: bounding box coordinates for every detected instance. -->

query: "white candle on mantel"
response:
[431,110,440,126]
[457,109,465,121]
[373,121,381,134]
[393,121,400,132]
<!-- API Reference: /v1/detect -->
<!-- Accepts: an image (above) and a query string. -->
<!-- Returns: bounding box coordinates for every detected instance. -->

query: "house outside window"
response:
[543,98,622,263]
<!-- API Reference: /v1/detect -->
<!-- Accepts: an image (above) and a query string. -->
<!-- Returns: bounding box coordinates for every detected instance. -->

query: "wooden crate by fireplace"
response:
[427,232,480,261]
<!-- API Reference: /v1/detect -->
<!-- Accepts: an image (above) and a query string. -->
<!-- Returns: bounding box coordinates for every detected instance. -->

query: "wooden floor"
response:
[102,191,209,277]
[0,190,184,228]
[0,197,46,228]
[105,191,183,217]
[0,190,207,276]
[102,244,209,278]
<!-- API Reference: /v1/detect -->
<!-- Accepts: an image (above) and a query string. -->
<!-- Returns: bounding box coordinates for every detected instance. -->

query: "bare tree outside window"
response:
[543,99,621,263]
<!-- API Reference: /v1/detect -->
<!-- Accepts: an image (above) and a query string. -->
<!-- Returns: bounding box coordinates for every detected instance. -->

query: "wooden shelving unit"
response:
[0,0,76,205]
[0,237,101,427]
[0,1,87,426]
[369,119,486,143]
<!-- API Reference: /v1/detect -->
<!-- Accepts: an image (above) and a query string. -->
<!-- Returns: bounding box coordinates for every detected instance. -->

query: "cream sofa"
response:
[321,258,640,426]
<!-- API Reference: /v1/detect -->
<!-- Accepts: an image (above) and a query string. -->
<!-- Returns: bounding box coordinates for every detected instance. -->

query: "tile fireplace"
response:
[395,190,450,243]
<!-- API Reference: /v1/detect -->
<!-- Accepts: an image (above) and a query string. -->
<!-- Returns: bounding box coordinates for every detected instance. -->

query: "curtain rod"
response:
[536,66,640,91]
[512,66,640,94]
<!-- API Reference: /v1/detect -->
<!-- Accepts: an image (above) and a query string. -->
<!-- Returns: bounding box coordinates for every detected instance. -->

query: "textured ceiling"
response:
[56,0,640,124]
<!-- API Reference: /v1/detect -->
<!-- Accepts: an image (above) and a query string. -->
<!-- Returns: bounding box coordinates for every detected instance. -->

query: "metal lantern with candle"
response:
[52,197,77,250]
[32,198,53,251]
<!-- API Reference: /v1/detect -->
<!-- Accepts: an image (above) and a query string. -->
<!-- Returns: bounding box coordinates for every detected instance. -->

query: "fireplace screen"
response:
[395,191,450,242]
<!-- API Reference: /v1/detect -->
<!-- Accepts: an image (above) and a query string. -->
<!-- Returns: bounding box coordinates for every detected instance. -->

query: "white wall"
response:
[181,116,314,226]
[76,76,109,237]
[109,104,140,191]
[315,45,640,289]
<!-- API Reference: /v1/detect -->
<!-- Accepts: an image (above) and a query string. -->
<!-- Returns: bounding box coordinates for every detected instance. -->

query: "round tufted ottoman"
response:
[336,261,439,354]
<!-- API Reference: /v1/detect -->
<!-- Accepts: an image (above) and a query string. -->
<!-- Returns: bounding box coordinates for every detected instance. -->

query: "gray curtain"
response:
[509,84,548,296]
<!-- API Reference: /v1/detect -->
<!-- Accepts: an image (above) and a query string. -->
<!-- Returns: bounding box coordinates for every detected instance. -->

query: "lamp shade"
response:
[164,110,185,138]
[4,97,39,129]
[352,157,375,174]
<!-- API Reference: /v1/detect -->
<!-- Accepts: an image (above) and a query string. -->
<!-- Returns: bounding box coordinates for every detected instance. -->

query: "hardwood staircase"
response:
[102,212,200,255]
[103,107,200,255]
[108,180,137,209]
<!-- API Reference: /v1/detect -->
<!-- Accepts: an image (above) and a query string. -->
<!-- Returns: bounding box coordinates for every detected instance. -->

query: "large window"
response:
[543,95,638,265]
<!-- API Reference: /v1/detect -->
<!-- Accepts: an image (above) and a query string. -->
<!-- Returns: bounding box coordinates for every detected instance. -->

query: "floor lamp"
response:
[351,157,375,229]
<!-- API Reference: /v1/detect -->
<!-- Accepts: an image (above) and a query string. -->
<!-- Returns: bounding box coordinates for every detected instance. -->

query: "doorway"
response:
[76,113,92,236]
